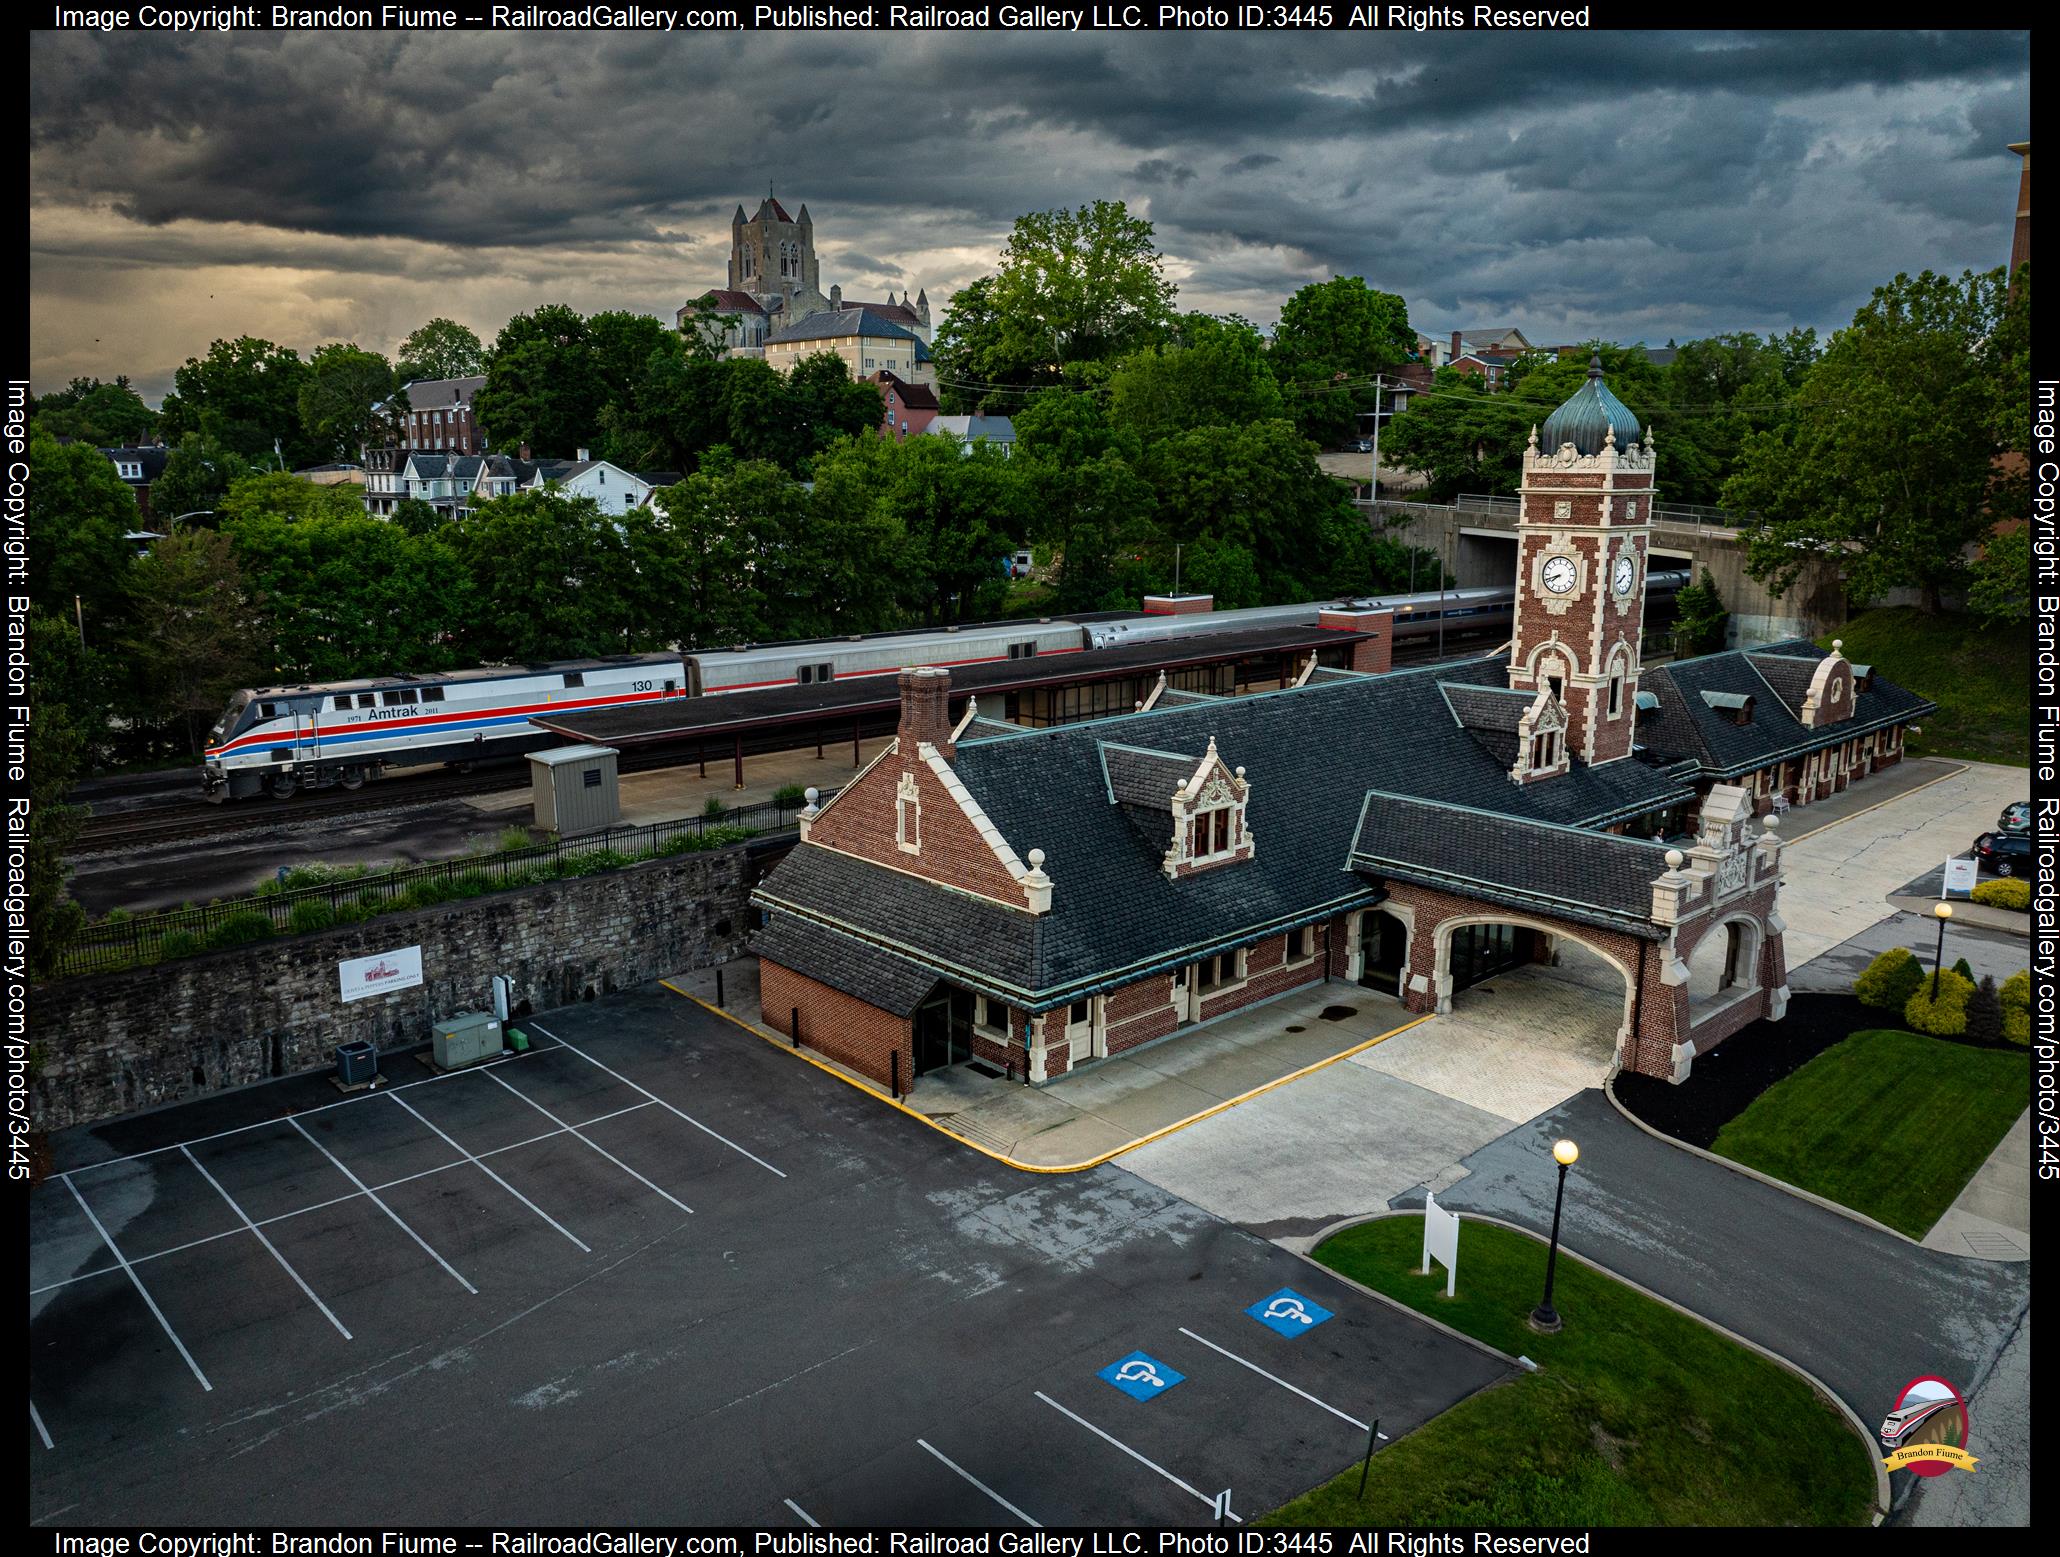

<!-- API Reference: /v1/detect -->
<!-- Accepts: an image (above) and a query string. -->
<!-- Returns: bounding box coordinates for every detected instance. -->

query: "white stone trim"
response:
[917,742,1030,880]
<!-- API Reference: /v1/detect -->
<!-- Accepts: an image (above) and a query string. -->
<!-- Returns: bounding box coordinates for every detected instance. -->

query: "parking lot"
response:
[29,982,1509,1526]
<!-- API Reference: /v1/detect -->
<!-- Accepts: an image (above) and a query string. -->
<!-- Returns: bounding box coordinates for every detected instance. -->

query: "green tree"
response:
[1671,567,1730,655]
[1271,276,1414,446]
[216,470,370,527]
[931,274,1014,413]
[473,304,603,457]
[25,623,90,979]
[1966,525,2030,627]
[155,336,317,467]
[26,429,138,629]
[150,433,252,525]
[396,317,487,382]
[297,343,399,461]
[391,496,445,537]
[783,352,887,469]
[33,377,157,446]
[122,529,265,752]
[1106,313,1286,441]
[443,490,629,662]
[1724,269,2015,611]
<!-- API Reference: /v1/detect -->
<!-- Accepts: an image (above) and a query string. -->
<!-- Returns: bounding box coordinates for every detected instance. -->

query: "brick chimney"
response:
[1450,330,1463,362]
[898,666,954,760]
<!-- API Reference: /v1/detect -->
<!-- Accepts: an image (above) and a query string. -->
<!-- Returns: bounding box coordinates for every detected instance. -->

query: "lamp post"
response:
[1529,1138,1579,1334]
[1930,902,1954,1000]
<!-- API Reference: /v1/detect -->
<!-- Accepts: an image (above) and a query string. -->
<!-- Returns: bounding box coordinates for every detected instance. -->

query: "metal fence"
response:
[58,790,837,979]
[1454,492,1746,533]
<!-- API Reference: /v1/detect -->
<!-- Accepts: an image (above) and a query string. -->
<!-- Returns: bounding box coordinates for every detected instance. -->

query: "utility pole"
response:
[1368,373,1383,503]
[74,594,85,648]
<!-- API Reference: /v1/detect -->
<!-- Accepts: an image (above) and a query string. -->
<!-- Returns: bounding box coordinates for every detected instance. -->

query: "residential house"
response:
[390,376,488,455]
[870,371,939,441]
[922,415,1015,456]
[99,444,170,520]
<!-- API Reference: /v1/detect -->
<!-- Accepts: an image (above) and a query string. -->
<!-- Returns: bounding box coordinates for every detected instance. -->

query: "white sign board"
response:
[338,945,423,1003]
[1422,1190,1460,1297]
[1942,857,1979,899]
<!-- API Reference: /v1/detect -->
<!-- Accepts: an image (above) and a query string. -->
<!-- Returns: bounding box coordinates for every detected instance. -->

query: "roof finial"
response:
[1587,351,1604,380]
[1527,424,1540,452]
[1603,423,1617,450]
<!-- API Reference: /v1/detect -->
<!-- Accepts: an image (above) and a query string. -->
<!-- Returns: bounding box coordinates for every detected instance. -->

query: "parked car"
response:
[1999,800,2031,833]
[1350,438,1375,452]
[1972,831,2031,876]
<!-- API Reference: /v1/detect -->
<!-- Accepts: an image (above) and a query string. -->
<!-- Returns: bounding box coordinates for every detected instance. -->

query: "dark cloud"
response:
[27,29,2029,395]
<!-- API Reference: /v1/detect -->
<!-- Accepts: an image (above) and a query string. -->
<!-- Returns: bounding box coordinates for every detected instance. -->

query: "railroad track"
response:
[71,770,526,855]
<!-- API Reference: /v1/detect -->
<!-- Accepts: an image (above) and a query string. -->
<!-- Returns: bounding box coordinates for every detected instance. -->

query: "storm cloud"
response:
[27,28,2028,396]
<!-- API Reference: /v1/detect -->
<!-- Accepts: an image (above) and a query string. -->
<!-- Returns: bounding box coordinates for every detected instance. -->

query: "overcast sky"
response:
[28,28,2029,399]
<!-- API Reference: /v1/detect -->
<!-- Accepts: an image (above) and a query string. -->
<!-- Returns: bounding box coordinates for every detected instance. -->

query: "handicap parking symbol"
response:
[1246,1287,1334,1338]
[1098,1350,1185,1401]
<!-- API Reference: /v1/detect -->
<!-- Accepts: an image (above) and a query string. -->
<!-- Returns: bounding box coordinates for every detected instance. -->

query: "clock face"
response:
[1541,555,1578,595]
[1613,555,1636,596]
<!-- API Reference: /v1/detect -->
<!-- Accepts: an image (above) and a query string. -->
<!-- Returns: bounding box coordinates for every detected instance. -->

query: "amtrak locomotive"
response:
[202,573,1690,799]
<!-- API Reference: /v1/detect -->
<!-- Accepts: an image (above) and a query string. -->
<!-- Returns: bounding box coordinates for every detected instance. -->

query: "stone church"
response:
[678,193,931,357]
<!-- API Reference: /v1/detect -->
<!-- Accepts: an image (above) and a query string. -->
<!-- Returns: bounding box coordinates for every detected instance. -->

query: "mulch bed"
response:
[1612,992,2022,1149]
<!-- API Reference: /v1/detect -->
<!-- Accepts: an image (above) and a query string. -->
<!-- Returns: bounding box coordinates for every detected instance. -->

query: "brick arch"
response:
[1524,638,1583,680]
[1426,909,1638,1066]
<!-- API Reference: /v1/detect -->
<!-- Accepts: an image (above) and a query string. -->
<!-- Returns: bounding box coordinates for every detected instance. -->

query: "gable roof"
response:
[873,371,939,410]
[691,288,767,315]
[767,307,919,346]
[100,445,170,481]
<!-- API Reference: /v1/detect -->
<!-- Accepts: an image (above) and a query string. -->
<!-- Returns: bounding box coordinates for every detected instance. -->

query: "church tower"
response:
[727,192,826,320]
[1507,356,1655,768]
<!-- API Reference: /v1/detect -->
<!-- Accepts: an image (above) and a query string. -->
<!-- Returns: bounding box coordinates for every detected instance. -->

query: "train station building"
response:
[749,362,1932,1093]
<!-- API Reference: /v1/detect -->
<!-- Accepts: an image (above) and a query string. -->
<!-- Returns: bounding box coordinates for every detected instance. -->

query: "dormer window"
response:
[1190,805,1237,860]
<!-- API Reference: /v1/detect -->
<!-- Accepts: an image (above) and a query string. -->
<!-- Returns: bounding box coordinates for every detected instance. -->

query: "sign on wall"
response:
[338,946,424,1003]
[1942,857,1979,899]
[1422,1190,1461,1297]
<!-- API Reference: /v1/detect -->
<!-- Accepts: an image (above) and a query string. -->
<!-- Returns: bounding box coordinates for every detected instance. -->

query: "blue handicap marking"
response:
[1246,1287,1334,1338]
[1098,1350,1185,1401]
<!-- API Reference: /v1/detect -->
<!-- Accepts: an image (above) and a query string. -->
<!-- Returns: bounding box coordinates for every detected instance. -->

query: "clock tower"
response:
[1508,355,1654,768]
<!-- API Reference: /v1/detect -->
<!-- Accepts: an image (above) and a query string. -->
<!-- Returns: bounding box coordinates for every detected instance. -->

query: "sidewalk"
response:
[1921,1108,2031,1261]
[669,960,1424,1170]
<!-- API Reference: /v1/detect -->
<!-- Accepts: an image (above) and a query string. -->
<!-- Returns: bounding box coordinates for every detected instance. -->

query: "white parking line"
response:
[61,1177,212,1392]
[287,1117,477,1295]
[28,1103,656,1297]
[531,1022,787,1178]
[1175,1328,1383,1437]
[388,1091,591,1253]
[1034,1390,1242,1523]
[918,1439,1043,1528]
[63,1043,556,1177]
[30,1401,53,1450]
[484,1069,693,1215]
[180,1146,353,1340]
[782,1498,820,1528]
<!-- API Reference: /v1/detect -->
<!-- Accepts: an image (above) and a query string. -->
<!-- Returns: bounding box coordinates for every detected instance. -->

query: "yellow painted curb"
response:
[661,979,1431,1174]
[1777,759,1966,847]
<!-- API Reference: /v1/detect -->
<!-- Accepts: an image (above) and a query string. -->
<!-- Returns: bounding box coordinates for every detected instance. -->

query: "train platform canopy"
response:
[530,621,1376,748]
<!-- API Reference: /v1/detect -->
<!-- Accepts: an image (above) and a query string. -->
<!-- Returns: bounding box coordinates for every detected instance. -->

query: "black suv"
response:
[1972,831,2031,877]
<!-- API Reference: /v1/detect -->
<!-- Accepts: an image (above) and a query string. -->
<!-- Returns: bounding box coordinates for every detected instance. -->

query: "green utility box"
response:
[431,1011,503,1071]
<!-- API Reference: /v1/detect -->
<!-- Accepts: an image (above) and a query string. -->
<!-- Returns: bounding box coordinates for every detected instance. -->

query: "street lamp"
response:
[1930,902,1954,1000]
[1529,1138,1579,1335]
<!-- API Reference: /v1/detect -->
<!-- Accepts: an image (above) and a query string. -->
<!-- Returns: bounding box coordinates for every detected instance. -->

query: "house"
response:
[922,415,1015,456]
[519,449,658,514]
[1448,350,1523,390]
[870,371,939,441]
[1450,327,1534,358]
[390,376,488,455]
[764,307,935,387]
[749,359,1930,1098]
[98,444,169,519]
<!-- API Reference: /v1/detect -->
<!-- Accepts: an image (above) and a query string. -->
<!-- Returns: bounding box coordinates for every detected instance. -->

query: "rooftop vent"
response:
[1699,689,1754,726]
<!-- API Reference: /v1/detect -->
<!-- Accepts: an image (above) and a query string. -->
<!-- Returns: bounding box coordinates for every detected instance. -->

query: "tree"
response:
[396,317,487,382]
[33,378,157,446]
[1271,276,1414,446]
[155,336,318,468]
[931,274,1014,414]
[297,343,399,461]
[122,530,265,753]
[1965,975,2004,1045]
[150,433,251,525]
[26,429,138,629]
[1966,525,2030,627]
[952,201,1178,399]
[1672,567,1730,655]
[783,352,887,469]
[1106,313,1286,441]
[473,305,604,457]
[216,470,369,527]
[392,496,445,537]
[1724,269,2014,611]
[443,490,629,662]
[25,618,90,979]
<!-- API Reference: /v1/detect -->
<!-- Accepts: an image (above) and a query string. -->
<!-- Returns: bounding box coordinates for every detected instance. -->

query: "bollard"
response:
[890,1050,900,1100]
[715,968,725,1009]
[1356,1416,1381,1500]
[791,1007,801,1049]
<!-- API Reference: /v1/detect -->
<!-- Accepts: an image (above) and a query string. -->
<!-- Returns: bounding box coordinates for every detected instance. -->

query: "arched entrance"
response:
[1686,916,1762,1021]
[1357,908,1409,996]
[1433,915,1637,1074]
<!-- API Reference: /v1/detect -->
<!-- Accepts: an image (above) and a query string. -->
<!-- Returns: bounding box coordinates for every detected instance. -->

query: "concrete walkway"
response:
[1921,1109,2031,1261]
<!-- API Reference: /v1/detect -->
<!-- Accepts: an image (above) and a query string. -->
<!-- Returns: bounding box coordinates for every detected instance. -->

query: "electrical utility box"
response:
[529,744,620,835]
[431,1011,503,1071]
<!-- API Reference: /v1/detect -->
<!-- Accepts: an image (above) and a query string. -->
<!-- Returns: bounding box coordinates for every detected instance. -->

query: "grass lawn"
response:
[1821,608,2029,766]
[1711,1029,2027,1238]
[1266,1218,1875,1527]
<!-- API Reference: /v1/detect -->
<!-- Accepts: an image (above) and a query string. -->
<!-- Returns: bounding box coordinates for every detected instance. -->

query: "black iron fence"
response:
[58,790,836,980]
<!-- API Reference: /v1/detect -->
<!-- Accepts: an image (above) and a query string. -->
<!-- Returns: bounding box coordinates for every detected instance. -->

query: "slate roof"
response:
[874,371,939,410]
[751,914,940,1017]
[1636,643,1933,778]
[1348,792,1672,939]
[926,415,1016,443]
[757,653,1699,1009]
[1156,688,1222,707]
[767,307,920,346]
[692,289,767,315]
[1099,743,1197,807]
[101,445,170,481]
[399,375,486,408]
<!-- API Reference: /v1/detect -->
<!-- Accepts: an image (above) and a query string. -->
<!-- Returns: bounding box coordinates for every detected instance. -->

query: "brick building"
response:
[871,370,939,441]
[751,362,1930,1095]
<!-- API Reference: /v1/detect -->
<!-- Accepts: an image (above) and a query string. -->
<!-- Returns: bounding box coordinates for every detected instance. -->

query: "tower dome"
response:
[1540,354,1644,457]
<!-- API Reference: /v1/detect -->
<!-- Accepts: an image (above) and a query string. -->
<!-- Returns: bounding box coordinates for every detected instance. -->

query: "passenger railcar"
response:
[203,654,688,800]
[690,619,1084,693]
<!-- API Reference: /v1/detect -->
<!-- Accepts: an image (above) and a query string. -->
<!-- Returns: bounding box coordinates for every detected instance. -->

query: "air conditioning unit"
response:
[431,1011,503,1071]
[335,1041,379,1086]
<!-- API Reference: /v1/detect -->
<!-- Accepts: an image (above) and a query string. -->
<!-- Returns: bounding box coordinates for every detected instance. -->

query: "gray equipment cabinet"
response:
[431,1011,504,1071]
[529,744,621,835]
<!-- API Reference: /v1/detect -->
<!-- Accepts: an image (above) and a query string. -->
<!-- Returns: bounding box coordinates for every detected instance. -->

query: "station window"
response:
[1069,1000,1090,1026]
[563,673,585,688]
[1290,925,1317,961]
[1194,950,1244,992]
[421,687,446,703]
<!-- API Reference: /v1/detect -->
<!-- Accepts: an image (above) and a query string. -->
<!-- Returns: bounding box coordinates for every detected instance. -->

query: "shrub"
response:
[207,909,276,949]
[1904,969,1974,1036]
[1972,878,2030,911]
[1854,947,1925,1012]
[332,902,369,926]
[2004,1009,2030,1045]
[1965,976,2004,1044]
[287,899,336,935]
[2001,970,2031,1011]
[703,794,729,818]
[1952,956,1975,982]
[771,783,808,809]
[155,929,203,961]
[499,824,536,852]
